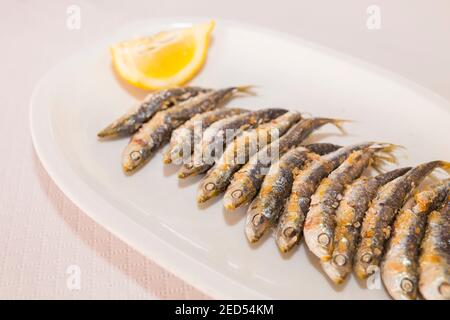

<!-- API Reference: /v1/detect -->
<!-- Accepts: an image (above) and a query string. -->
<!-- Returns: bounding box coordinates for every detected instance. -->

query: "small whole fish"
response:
[122,86,252,173]
[304,144,396,262]
[98,87,212,138]
[178,108,288,179]
[197,111,302,203]
[223,118,346,210]
[322,167,411,285]
[245,143,341,243]
[419,197,450,300]
[354,161,450,280]
[275,142,376,253]
[382,180,449,300]
[162,108,248,165]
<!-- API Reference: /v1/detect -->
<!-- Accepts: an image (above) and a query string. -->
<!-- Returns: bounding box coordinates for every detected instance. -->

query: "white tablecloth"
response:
[0,0,448,299]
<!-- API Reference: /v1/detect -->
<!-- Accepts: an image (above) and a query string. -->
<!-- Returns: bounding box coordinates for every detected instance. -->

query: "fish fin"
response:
[371,159,384,174]
[330,119,352,135]
[234,85,256,95]
[369,143,401,171]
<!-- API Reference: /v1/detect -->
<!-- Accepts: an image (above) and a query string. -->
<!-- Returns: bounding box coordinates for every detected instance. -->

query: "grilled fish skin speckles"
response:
[196,111,302,204]
[304,144,396,262]
[223,118,346,211]
[354,161,450,280]
[98,87,212,138]
[178,108,288,179]
[274,142,375,253]
[122,87,250,173]
[245,143,341,243]
[322,167,411,284]
[419,195,450,300]
[163,108,248,165]
[381,180,448,300]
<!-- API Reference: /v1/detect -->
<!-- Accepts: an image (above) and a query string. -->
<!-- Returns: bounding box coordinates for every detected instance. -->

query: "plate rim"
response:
[29,17,450,300]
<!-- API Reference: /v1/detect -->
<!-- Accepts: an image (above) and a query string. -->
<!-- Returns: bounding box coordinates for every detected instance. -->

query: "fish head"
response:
[197,177,221,203]
[178,162,206,179]
[223,182,253,210]
[122,143,146,173]
[276,212,302,252]
[321,253,351,285]
[303,211,334,260]
[381,261,417,300]
[419,264,450,300]
[354,249,381,280]
[244,204,269,243]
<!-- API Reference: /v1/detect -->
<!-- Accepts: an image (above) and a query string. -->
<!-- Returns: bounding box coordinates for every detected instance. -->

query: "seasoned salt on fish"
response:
[304,144,397,261]
[197,111,302,203]
[224,118,346,210]
[245,143,341,243]
[322,167,411,284]
[275,142,377,253]
[98,87,212,138]
[354,161,450,280]
[382,180,448,300]
[122,86,251,173]
[163,108,248,164]
[419,196,450,300]
[178,108,288,178]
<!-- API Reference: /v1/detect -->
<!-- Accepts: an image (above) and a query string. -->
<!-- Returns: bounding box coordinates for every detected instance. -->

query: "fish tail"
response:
[234,85,256,95]
[369,143,402,171]
[329,119,352,135]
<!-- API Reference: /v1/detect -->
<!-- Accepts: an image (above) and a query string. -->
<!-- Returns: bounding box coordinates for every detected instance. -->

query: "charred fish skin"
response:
[355,161,450,280]
[178,108,289,179]
[275,142,375,253]
[223,118,346,211]
[419,197,450,300]
[324,167,411,285]
[382,180,449,300]
[303,143,342,157]
[245,143,341,243]
[163,108,248,165]
[122,87,249,173]
[304,147,387,262]
[197,111,302,204]
[98,87,212,138]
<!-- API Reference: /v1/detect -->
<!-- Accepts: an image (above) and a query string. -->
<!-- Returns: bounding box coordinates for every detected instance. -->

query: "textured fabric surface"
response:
[0,0,448,299]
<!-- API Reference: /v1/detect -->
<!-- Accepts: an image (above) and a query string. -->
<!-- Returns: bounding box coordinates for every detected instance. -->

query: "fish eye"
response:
[333,254,347,267]
[283,227,296,238]
[400,278,414,293]
[252,214,263,226]
[318,233,330,246]
[130,150,142,161]
[204,182,216,191]
[231,189,243,199]
[361,252,373,263]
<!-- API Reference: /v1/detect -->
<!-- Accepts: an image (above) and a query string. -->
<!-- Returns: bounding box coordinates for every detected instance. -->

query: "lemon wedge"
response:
[111,21,215,89]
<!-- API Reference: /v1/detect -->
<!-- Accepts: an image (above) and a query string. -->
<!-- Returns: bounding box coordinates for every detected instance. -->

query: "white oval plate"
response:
[30,18,450,299]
